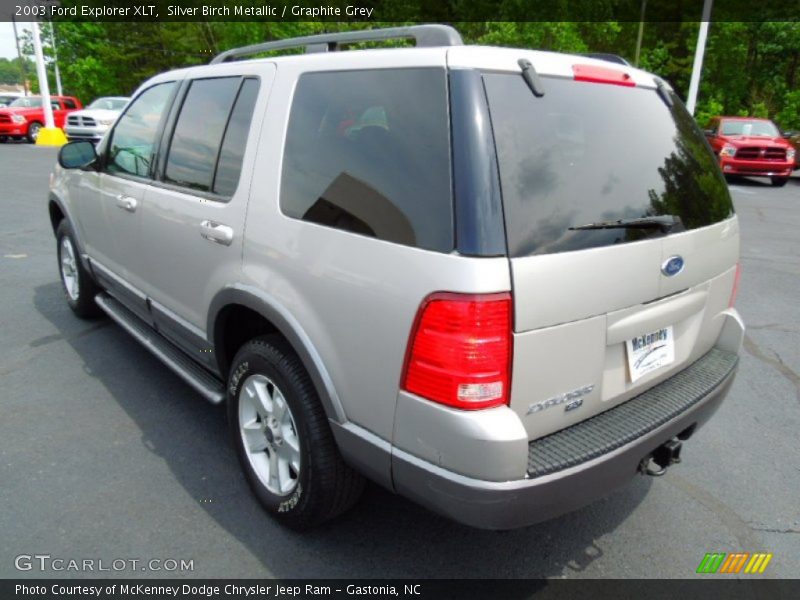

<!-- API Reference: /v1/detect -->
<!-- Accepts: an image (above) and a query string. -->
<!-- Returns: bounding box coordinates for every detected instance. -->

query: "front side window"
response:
[63,99,76,109]
[107,82,176,178]
[280,68,453,252]
[164,77,245,193]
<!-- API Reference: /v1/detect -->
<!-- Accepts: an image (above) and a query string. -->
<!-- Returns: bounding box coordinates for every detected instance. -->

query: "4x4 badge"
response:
[661,255,685,277]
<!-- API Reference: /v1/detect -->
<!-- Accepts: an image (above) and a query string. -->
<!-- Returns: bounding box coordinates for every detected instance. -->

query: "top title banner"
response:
[4,0,800,22]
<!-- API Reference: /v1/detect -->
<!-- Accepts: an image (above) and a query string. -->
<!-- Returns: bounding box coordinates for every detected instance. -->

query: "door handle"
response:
[200,220,234,246]
[116,195,138,212]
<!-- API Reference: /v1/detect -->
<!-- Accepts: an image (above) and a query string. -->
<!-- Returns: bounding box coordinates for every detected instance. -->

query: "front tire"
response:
[771,176,789,187]
[227,336,365,529]
[56,220,101,318]
[27,121,42,143]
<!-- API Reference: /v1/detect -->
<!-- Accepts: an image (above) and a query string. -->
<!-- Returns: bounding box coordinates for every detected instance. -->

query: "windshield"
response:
[9,97,42,108]
[483,74,734,256]
[720,119,780,137]
[88,98,129,111]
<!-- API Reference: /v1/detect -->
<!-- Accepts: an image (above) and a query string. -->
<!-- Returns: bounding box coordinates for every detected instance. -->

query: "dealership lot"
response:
[0,145,798,578]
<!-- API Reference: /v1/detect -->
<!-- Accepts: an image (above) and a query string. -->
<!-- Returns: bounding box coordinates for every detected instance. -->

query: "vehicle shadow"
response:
[34,281,652,580]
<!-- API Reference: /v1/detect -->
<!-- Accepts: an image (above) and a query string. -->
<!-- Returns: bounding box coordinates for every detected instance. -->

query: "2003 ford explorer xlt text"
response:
[48,25,744,530]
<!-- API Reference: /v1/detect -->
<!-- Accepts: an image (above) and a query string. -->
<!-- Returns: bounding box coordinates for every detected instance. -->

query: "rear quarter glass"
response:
[483,74,734,257]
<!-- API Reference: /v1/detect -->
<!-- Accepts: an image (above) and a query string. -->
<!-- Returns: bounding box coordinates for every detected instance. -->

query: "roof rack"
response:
[210,25,463,64]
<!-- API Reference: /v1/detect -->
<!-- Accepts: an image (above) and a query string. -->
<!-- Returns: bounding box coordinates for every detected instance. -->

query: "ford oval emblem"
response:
[661,255,685,277]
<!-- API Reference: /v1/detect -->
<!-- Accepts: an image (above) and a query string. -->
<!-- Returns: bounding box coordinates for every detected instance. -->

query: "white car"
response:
[64,96,130,143]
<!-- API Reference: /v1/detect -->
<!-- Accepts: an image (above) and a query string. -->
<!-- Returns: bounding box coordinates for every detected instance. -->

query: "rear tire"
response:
[0,135,7,143]
[27,121,42,143]
[770,176,789,187]
[56,220,101,319]
[227,335,365,529]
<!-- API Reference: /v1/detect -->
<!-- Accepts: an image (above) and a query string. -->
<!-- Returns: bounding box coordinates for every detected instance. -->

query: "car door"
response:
[137,65,274,364]
[74,81,179,322]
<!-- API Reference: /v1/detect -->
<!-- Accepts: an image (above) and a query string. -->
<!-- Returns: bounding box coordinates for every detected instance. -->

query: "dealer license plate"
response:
[625,326,675,382]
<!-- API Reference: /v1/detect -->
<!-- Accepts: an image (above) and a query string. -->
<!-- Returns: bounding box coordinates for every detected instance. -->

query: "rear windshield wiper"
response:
[569,215,681,233]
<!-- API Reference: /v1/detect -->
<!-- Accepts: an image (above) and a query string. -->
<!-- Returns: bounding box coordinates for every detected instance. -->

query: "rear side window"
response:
[213,78,259,196]
[107,82,176,179]
[165,77,241,193]
[64,99,76,109]
[280,68,452,252]
[483,74,734,256]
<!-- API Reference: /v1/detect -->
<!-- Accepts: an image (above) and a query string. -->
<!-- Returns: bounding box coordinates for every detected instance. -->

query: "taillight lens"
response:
[402,292,512,410]
[729,263,741,308]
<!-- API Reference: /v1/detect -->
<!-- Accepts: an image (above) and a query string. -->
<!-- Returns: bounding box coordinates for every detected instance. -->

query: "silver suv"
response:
[48,26,744,529]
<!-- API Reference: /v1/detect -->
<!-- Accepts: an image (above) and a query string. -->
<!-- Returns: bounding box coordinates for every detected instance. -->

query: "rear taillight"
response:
[729,263,741,308]
[401,292,512,410]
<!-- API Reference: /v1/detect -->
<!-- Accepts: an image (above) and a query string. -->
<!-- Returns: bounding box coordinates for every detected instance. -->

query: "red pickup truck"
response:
[0,95,82,143]
[705,116,795,187]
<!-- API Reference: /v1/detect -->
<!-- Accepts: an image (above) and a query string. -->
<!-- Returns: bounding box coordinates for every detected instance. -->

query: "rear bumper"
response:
[391,347,739,530]
[720,157,792,177]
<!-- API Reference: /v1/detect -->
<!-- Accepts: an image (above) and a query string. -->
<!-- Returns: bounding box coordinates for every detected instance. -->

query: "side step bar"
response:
[95,293,226,404]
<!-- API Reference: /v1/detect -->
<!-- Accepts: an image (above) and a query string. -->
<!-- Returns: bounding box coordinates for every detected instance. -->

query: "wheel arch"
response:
[49,192,91,270]
[209,285,347,424]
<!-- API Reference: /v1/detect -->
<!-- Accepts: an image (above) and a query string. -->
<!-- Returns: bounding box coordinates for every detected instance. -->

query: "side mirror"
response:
[704,129,716,137]
[58,141,98,169]
[782,131,796,139]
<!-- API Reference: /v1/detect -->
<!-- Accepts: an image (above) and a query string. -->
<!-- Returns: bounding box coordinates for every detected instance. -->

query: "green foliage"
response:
[13,19,800,128]
[0,57,34,85]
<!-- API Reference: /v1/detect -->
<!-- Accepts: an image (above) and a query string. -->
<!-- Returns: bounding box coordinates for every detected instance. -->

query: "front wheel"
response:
[56,220,101,318]
[227,336,365,529]
[27,121,42,143]
[0,135,7,143]
[770,176,789,187]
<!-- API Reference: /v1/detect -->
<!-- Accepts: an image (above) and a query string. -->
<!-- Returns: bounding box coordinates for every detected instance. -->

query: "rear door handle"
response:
[116,195,138,212]
[200,220,234,246]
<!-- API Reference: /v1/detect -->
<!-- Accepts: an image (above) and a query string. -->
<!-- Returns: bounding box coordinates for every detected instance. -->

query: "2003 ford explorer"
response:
[48,26,744,530]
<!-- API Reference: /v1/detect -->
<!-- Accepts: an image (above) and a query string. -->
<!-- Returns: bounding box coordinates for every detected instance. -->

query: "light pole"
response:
[686,0,713,115]
[31,20,66,145]
[49,22,63,97]
[634,0,647,67]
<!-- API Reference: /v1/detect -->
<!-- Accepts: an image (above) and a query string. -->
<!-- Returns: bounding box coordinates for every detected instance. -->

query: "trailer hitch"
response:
[639,438,683,477]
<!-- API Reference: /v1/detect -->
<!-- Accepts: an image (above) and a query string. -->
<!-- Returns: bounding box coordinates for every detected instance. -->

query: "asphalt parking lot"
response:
[0,144,798,579]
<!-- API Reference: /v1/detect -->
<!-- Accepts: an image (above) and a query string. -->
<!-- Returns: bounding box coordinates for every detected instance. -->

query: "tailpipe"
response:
[639,438,683,477]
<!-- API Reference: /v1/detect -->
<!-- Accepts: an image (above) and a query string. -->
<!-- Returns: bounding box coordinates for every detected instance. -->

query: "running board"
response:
[95,293,226,404]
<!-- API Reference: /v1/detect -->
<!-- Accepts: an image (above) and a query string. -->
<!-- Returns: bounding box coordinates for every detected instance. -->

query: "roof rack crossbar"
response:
[210,25,463,64]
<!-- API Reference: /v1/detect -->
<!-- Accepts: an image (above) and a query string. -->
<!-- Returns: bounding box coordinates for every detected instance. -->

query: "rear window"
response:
[280,68,452,252]
[483,74,734,257]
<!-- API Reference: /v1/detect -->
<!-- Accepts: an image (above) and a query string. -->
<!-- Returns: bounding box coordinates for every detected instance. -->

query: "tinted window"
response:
[107,82,176,178]
[213,78,260,196]
[165,77,240,192]
[63,99,76,109]
[280,68,452,252]
[484,74,734,256]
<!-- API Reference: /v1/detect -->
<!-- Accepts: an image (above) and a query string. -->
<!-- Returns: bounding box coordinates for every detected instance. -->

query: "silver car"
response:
[48,26,744,530]
[64,96,130,143]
